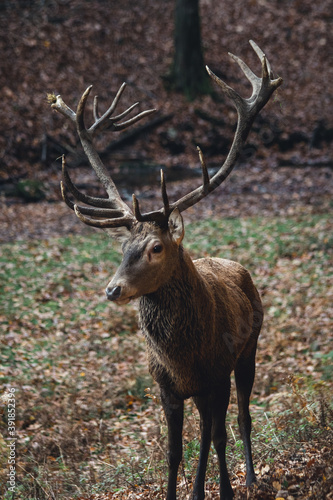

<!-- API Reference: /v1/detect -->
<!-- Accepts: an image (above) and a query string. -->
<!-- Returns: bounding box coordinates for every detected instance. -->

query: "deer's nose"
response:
[106,285,122,301]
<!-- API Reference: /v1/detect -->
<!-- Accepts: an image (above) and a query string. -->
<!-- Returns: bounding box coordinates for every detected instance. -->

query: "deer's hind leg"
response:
[234,342,257,486]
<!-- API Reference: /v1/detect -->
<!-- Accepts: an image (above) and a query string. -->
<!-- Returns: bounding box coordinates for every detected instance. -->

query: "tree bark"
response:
[171,0,210,99]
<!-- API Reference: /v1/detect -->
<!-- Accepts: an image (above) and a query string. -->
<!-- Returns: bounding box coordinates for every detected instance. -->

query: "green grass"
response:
[0,233,121,321]
[186,213,332,267]
[0,212,332,499]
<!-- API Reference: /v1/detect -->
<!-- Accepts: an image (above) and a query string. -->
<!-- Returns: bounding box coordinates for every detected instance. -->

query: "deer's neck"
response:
[138,247,220,398]
[139,246,207,344]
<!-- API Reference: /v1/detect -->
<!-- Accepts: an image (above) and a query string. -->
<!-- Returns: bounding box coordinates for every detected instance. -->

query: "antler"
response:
[134,40,283,222]
[50,40,282,229]
[49,83,156,228]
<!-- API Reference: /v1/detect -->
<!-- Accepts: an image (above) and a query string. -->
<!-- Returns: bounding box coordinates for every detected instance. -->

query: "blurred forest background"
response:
[0,0,332,499]
[0,0,332,225]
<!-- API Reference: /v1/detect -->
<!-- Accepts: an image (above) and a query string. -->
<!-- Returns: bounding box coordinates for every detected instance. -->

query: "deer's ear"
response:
[168,208,184,245]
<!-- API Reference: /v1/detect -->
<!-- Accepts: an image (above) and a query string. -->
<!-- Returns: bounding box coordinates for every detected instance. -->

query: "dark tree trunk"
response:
[171,0,210,99]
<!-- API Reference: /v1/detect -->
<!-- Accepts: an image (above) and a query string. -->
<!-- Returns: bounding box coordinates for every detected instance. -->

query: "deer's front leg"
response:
[192,396,212,500]
[160,386,184,500]
[212,381,234,500]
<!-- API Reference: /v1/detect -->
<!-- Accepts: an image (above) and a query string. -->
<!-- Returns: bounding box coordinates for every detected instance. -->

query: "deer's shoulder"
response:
[193,257,249,281]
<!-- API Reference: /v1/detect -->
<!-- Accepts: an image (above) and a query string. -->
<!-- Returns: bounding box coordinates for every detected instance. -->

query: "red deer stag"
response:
[49,40,282,500]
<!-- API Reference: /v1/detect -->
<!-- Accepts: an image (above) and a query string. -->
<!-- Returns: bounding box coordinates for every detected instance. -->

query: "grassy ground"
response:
[0,213,332,499]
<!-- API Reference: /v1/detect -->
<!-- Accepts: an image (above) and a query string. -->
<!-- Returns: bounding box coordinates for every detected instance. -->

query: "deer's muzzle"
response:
[106,285,122,301]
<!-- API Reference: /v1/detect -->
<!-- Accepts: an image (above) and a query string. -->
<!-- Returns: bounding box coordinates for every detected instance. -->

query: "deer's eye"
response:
[153,244,163,254]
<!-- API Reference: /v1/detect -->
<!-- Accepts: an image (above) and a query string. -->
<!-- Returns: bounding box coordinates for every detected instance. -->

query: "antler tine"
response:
[93,95,99,122]
[60,180,75,211]
[249,39,273,78]
[197,146,210,190]
[61,156,116,208]
[74,205,134,229]
[111,102,140,123]
[228,52,261,96]
[206,66,243,109]
[112,108,156,132]
[160,169,170,215]
[132,194,143,221]
[76,85,92,132]
[61,182,124,218]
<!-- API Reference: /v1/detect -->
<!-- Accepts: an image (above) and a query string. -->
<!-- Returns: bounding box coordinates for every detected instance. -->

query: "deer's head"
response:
[49,40,282,305]
[105,210,185,304]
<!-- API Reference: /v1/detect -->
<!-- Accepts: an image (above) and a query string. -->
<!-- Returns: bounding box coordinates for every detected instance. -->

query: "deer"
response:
[49,40,282,500]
